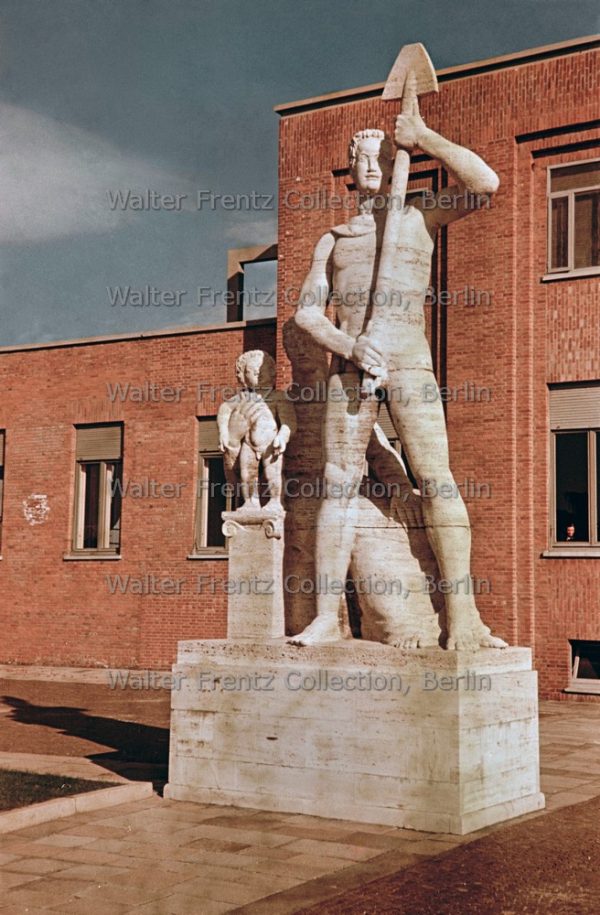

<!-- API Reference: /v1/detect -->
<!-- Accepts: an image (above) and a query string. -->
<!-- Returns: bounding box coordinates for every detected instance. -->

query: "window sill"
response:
[564,683,600,696]
[541,549,600,558]
[541,268,600,282]
[187,551,229,560]
[63,552,122,561]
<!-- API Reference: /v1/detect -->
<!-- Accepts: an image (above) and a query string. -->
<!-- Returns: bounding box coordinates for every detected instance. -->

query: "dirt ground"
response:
[297,794,600,915]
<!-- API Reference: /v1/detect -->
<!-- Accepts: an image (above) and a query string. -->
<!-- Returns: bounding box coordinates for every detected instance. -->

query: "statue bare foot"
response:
[382,631,426,649]
[446,617,507,651]
[288,615,345,646]
[264,498,284,515]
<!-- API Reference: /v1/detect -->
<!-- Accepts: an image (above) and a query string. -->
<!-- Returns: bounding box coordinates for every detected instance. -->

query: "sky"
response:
[0,0,598,346]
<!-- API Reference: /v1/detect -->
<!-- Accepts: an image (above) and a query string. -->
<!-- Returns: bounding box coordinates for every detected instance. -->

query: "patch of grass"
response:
[0,770,116,811]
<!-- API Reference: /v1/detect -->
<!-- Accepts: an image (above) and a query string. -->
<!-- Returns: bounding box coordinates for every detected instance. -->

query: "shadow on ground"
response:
[1,695,169,789]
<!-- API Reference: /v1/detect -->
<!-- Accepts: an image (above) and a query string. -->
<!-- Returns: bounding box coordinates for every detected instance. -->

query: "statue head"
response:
[235,349,276,390]
[348,129,394,196]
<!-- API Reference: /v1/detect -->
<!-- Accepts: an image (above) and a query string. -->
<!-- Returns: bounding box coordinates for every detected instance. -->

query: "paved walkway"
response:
[0,667,597,912]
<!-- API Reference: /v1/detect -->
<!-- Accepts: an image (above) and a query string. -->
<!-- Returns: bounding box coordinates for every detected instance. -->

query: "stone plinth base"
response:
[164,640,544,835]
[222,509,285,640]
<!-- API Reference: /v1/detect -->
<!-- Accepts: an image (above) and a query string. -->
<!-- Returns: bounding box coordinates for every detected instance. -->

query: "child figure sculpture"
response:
[217,350,297,514]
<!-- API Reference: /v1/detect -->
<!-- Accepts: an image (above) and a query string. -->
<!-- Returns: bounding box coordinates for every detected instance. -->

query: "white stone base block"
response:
[165,641,545,835]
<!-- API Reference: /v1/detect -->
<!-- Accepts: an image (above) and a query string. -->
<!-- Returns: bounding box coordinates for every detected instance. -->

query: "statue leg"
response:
[262,450,283,512]
[290,370,379,645]
[387,368,507,650]
[238,441,261,508]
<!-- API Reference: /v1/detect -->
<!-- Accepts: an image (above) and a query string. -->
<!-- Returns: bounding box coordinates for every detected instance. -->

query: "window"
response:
[193,418,237,553]
[0,431,4,550]
[548,159,600,274]
[569,641,600,695]
[73,424,123,554]
[549,385,600,550]
[226,244,277,322]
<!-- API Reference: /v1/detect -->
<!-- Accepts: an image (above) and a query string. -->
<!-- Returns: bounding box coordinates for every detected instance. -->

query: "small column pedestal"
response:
[222,508,285,640]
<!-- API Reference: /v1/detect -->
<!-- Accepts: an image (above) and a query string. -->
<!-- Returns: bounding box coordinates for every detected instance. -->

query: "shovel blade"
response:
[382,42,438,100]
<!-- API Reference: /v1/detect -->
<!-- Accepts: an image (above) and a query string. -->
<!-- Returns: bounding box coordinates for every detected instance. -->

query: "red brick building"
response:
[0,36,598,698]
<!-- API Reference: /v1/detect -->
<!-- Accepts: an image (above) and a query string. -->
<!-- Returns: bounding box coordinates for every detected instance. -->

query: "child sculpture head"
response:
[235,350,276,390]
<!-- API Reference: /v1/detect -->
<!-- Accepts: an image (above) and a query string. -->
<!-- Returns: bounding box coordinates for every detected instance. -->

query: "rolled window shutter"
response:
[549,384,600,430]
[198,416,220,452]
[76,424,122,461]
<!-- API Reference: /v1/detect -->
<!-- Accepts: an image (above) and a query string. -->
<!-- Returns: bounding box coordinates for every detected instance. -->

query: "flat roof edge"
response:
[0,318,276,356]
[274,35,600,116]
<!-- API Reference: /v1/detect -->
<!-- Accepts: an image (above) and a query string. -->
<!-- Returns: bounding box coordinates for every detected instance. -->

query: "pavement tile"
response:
[0,907,50,915]
[320,830,425,851]
[236,844,297,860]
[48,897,131,915]
[176,875,301,906]
[0,870,43,889]
[1,842,133,867]
[199,814,285,829]
[230,852,354,882]
[0,822,72,841]
[2,856,70,875]
[176,824,296,848]
[277,838,382,861]
[128,895,233,915]
[270,825,374,842]
[74,880,176,907]
[163,846,253,867]
[110,863,204,890]
[32,833,99,847]
[278,815,393,834]
[2,877,93,908]
[280,853,354,875]
[52,862,132,881]
[180,836,250,853]
[79,837,157,858]
[58,823,137,839]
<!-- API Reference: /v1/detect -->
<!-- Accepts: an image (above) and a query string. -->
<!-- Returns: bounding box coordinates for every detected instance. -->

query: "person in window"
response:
[565,523,577,541]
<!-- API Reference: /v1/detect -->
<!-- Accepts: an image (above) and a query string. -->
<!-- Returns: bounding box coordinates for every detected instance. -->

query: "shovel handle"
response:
[361,76,419,397]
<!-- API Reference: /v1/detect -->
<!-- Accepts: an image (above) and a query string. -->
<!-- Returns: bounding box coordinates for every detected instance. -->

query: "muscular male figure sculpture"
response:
[292,109,507,651]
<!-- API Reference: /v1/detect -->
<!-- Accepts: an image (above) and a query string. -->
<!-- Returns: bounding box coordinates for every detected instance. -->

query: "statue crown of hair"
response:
[236,349,275,382]
[348,129,394,170]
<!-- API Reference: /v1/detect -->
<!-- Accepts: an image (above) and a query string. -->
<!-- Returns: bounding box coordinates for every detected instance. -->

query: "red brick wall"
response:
[0,321,275,668]
[275,47,600,698]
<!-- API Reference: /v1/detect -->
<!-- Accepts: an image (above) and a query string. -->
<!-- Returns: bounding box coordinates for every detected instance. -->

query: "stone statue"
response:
[217,350,296,514]
[290,110,507,650]
[283,316,441,647]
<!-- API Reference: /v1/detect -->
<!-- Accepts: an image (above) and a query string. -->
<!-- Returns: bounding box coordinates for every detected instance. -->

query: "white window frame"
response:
[192,451,236,555]
[547,157,600,276]
[566,640,600,695]
[73,460,121,554]
[549,428,599,552]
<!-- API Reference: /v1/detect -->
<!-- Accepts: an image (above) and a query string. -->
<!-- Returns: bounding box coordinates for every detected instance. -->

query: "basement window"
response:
[568,640,600,695]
